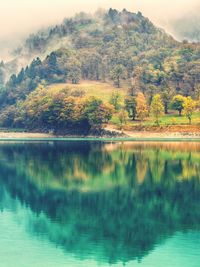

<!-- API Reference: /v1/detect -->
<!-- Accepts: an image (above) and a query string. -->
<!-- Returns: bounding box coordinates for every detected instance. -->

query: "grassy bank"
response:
[111,111,200,125]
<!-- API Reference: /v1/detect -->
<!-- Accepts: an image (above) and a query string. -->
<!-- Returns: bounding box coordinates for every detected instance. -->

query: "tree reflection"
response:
[0,141,200,264]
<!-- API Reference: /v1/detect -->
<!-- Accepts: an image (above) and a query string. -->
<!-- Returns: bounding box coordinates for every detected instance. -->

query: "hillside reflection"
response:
[0,141,200,264]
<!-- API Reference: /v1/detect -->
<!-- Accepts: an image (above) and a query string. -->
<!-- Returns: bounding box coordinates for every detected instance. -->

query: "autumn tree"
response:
[97,103,114,123]
[136,92,149,122]
[183,97,196,124]
[118,109,129,131]
[150,94,164,126]
[12,86,114,132]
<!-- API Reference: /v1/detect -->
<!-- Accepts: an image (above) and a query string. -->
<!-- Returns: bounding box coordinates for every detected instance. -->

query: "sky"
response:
[0,0,199,40]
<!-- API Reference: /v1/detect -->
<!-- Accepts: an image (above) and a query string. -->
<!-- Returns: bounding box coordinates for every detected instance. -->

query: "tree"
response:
[196,97,200,110]
[161,85,175,114]
[0,105,17,128]
[129,66,143,96]
[27,57,42,79]
[136,92,149,122]
[83,97,113,128]
[146,84,158,105]
[108,8,120,24]
[150,94,164,126]
[110,65,126,88]
[118,109,129,131]
[194,84,200,99]
[183,97,196,125]
[59,96,76,125]
[171,95,186,116]
[16,68,25,84]
[124,96,136,120]
[0,66,5,85]
[67,57,81,84]
[109,91,121,111]
[80,51,102,80]
[7,74,17,88]
[97,103,114,123]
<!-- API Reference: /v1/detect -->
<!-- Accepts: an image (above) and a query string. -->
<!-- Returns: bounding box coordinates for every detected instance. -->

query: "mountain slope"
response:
[0,9,178,104]
[15,9,176,59]
[1,9,176,81]
[0,9,200,132]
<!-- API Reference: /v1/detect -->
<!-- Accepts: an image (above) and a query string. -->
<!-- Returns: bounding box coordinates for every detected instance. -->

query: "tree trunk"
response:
[164,104,168,114]
[117,77,120,88]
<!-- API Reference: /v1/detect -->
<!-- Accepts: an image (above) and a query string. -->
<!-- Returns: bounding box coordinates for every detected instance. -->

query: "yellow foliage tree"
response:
[118,109,129,131]
[150,94,164,126]
[136,92,149,122]
[183,97,196,125]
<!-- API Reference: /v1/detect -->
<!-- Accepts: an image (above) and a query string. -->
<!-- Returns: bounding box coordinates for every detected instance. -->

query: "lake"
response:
[0,141,200,267]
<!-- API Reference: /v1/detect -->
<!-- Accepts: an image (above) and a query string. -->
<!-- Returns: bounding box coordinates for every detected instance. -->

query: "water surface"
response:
[0,141,200,267]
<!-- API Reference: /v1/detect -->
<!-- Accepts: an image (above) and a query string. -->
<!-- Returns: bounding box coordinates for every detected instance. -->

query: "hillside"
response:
[0,9,179,104]
[0,9,176,83]
[0,9,199,134]
[14,9,176,60]
[46,81,127,102]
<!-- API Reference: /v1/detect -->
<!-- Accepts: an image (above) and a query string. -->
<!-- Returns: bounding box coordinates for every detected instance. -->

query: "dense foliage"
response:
[0,86,114,132]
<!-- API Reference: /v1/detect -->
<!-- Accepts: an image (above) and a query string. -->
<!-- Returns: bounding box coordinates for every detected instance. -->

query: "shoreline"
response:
[0,131,199,141]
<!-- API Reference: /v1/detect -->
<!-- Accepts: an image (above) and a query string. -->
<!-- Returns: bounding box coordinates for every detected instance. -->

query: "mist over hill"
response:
[0,9,175,83]
[170,12,200,42]
[1,6,200,79]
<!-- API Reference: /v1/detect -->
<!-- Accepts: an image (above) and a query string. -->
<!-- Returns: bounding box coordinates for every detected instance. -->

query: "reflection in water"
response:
[0,141,200,266]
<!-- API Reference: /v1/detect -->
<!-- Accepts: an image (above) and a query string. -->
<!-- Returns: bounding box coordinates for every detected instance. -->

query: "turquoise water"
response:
[0,141,200,267]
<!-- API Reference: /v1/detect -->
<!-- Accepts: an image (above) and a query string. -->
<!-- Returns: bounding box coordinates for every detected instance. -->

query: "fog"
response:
[0,0,200,59]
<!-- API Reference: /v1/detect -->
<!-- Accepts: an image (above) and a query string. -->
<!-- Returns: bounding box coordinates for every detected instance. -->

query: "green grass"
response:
[0,128,26,133]
[47,80,127,103]
[143,112,200,126]
[111,111,200,129]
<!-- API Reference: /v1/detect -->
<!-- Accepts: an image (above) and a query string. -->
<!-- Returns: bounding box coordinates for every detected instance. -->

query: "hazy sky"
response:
[0,0,199,40]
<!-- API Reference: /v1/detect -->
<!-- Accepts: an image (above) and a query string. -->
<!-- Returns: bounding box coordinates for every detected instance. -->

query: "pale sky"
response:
[0,0,199,41]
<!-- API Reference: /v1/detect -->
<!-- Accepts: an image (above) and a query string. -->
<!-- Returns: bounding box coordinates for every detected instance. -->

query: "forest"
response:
[0,9,199,133]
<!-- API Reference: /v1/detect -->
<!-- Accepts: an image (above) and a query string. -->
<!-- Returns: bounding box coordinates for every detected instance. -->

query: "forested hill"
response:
[0,9,200,132]
[0,8,176,87]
